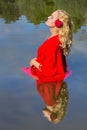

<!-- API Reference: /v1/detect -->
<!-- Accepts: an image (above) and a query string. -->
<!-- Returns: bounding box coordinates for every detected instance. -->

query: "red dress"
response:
[30,35,67,82]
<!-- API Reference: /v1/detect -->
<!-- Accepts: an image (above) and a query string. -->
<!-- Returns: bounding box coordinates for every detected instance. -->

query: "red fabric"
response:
[36,81,62,106]
[30,35,67,82]
[21,67,39,80]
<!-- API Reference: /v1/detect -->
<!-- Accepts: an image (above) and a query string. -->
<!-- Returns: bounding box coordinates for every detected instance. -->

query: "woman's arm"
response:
[29,57,42,71]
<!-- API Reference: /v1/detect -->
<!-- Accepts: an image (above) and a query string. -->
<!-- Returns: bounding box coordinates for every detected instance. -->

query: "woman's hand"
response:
[30,57,37,67]
[29,57,42,71]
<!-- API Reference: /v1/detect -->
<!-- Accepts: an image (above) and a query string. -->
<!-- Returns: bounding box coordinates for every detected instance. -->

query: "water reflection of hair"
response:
[42,81,69,124]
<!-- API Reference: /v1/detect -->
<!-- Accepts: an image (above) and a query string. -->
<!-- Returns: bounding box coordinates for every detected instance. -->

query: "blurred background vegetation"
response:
[0,0,87,32]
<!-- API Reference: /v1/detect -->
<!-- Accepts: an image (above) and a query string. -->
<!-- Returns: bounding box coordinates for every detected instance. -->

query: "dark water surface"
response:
[0,3,87,130]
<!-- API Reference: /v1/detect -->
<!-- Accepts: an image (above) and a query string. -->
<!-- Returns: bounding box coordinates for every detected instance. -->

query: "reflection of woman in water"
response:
[36,81,69,124]
[22,9,73,82]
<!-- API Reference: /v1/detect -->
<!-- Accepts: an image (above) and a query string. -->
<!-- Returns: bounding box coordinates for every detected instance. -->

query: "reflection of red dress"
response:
[36,81,62,106]
[31,35,67,82]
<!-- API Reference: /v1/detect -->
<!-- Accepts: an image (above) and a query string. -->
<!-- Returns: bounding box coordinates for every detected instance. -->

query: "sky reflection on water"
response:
[0,16,87,130]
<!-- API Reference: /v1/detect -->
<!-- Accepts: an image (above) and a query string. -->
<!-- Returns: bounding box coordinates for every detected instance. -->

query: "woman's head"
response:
[46,9,73,56]
[46,10,70,28]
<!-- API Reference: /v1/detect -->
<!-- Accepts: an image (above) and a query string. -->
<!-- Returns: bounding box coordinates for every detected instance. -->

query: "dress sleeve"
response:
[37,43,60,76]
[42,49,58,75]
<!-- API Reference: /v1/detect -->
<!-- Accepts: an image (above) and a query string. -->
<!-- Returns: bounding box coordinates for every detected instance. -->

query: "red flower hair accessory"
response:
[55,19,63,28]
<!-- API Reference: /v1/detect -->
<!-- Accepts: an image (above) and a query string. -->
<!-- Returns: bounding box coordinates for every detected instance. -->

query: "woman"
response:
[22,9,73,82]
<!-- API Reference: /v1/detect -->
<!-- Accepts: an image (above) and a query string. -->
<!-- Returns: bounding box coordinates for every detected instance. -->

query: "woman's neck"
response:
[50,27,58,37]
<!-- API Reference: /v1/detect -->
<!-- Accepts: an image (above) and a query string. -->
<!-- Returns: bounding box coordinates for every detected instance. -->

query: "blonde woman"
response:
[22,9,73,82]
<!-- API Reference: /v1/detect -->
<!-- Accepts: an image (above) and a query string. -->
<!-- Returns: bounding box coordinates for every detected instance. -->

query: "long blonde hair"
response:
[57,10,73,56]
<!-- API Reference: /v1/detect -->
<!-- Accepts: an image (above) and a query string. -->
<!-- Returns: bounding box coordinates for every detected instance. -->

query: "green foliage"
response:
[0,0,87,31]
[0,0,20,23]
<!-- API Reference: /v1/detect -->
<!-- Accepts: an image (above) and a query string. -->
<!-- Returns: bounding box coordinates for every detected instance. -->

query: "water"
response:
[0,1,87,130]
